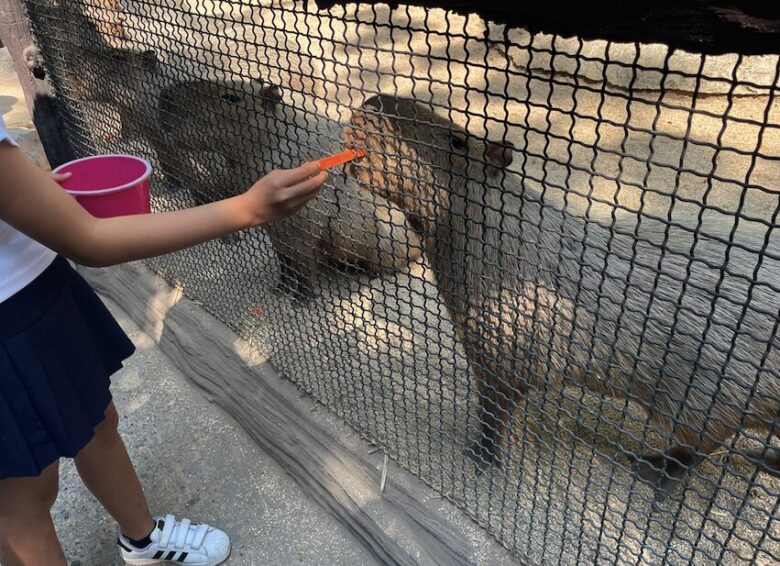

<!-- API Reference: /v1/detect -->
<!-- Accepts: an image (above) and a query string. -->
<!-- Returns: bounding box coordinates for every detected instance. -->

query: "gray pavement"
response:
[52,299,378,566]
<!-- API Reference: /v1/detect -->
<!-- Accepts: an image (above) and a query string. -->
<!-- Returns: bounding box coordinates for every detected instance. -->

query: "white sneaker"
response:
[118,514,231,565]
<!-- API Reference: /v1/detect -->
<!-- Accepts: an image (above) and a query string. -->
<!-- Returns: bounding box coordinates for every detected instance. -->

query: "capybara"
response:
[344,93,780,491]
[157,80,422,301]
[28,0,161,140]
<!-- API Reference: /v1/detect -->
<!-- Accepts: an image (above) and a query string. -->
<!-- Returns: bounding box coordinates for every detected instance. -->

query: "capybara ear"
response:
[485,141,514,168]
[261,83,283,104]
[141,49,158,71]
[23,45,46,79]
[362,95,382,111]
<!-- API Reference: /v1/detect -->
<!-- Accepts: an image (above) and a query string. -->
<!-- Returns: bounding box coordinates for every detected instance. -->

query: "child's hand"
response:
[243,162,327,227]
[52,171,72,183]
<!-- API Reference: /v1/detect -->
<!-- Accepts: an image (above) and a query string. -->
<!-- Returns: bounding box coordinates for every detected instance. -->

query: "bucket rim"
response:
[52,154,153,196]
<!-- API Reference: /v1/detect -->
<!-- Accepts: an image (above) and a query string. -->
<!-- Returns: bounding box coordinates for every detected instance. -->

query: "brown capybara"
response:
[344,93,780,491]
[27,0,160,140]
[156,80,422,301]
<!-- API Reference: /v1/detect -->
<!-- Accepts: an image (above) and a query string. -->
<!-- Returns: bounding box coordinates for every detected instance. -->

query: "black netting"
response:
[21,1,780,563]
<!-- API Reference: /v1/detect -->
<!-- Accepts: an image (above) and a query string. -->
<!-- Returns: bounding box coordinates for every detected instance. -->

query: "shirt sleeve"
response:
[0,115,19,147]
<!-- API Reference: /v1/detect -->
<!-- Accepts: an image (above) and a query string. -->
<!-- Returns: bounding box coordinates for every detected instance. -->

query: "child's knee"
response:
[0,463,60,524]
[26,479,59,517]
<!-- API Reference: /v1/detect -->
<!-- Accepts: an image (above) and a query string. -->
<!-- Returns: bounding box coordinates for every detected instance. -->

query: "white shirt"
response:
[0,116,56,302]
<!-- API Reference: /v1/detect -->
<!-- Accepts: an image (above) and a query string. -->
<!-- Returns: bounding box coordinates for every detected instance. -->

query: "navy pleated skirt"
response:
[0,256,135,479]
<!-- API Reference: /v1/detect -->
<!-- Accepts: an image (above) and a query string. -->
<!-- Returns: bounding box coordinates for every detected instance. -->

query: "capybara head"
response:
[63,45,162,103]
[344,94,514,226]
[159,78,283,139]
[106,47,158,72]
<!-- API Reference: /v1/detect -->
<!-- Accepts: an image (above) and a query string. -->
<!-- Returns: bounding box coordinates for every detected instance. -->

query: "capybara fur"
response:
[35,0,160,140]
[73,46,161,139]
[344,94,780,491]
[157,80,422,301]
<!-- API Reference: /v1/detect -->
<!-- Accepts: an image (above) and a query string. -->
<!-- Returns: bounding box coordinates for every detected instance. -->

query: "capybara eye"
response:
[221,94,240,104]
[450,135,467,151]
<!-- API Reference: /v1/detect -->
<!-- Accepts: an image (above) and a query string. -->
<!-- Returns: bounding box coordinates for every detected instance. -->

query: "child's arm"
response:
[0,143,326,267]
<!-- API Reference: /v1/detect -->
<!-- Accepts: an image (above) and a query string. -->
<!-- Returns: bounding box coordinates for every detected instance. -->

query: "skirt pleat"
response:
[0,257,135,478]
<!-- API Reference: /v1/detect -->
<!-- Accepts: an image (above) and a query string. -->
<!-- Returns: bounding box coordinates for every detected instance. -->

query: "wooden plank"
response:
[312,1,780,55]
[0,0,74,166]
[79,262,477,566]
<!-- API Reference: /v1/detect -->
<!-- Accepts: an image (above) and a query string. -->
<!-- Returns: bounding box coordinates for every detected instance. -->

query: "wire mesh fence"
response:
[20,0,780,563]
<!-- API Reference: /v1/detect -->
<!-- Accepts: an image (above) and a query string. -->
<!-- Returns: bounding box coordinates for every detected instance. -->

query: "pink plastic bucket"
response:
[52,155,152,218]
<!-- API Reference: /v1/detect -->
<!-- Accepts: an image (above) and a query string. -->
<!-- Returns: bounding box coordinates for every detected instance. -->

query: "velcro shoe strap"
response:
[175,518,191,549]
[159,514,177,548]
[192,523,210,549]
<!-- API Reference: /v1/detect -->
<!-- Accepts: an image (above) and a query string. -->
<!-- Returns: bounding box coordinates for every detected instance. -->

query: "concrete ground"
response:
[2,47,376,566]
[54,300,377,566]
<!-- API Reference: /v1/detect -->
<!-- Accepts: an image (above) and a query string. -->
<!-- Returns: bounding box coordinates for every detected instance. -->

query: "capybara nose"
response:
[501,143,514,167]
[485,141,514,168]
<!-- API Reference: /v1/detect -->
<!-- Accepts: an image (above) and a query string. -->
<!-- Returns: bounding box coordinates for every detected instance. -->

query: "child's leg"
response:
[0,460,66,566]
[74,402,155,540]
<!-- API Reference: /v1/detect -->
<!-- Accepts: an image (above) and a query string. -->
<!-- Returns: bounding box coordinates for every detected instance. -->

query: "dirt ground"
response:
[19,0,780,563]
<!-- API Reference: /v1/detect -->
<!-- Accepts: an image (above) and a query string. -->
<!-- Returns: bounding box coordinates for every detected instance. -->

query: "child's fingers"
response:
[272,162,322,187]
[52,171,72,183]
[279,171,327,203]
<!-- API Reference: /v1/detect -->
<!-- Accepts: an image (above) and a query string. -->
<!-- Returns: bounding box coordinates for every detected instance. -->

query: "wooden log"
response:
[0,0,74,166]
[312,1,780,56]
[79,262,477,566]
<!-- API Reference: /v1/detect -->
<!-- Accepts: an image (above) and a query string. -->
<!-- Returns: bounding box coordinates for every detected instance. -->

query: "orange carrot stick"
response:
[314,148,366,171]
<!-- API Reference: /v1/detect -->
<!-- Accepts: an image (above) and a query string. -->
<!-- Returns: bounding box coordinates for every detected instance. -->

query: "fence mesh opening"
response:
[21,0,780,563]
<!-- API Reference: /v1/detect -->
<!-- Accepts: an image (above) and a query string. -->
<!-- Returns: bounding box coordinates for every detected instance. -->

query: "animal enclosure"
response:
[10,0,780,563]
